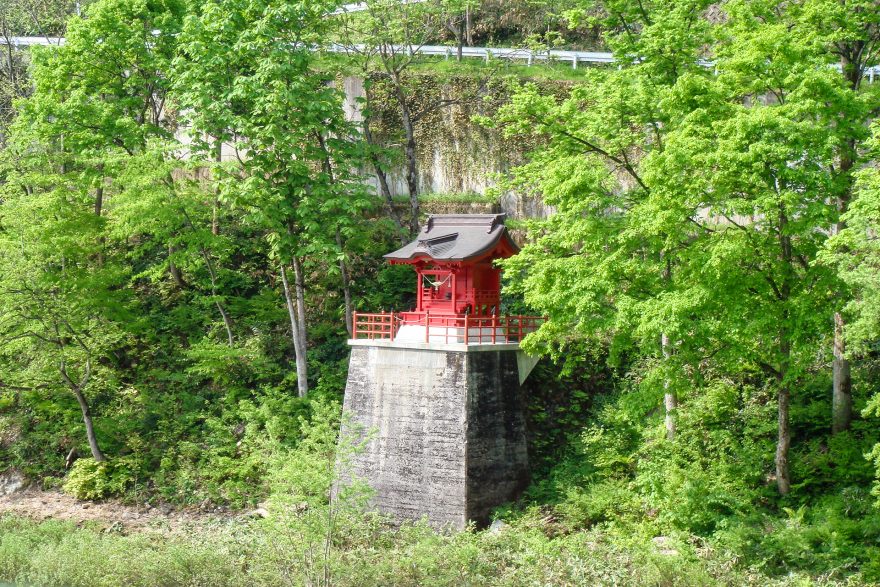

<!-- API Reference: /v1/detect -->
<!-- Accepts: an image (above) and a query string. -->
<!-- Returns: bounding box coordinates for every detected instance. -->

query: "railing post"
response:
[352,311,357,339]
[389,311,394,340]
[492,314,497,344]
[464,314,469,345]
[425,310,430,343]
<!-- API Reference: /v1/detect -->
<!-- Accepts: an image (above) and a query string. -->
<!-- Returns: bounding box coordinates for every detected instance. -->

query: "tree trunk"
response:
[776,204,793,495]
[336,228,353,337]
[361,97,405,238]
[832,312,853,433]
[391,79,420,235]
[60,359,106,462]
[830,180,853,433]
[465,6,473,46]
[216,299,235,347]
[94,183,104,217]
[292,256,308,355]
[404,127,419,235]
[212,139,222,236]
[829,49,859,433]
[661,332,676,441]
[661,255,675,441]
[168,244,186,288]
[198,247,234,346]
[281,263,309,398]
[310,130,357,339]
[776,376,791,495]
[72,386,107,462]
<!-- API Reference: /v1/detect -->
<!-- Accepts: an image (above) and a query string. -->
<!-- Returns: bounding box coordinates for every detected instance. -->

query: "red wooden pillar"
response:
[451,271,457,314]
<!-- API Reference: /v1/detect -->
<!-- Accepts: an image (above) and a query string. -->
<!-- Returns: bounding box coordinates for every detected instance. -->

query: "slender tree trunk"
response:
[403,127,419,235]
[292,255,308,355]
[212,139,222,236]
[776,375,791,495]
[465,6,473,46]
[94,170,105,266]
[832,312,852,433]
[72,387,106,462]
[311,129,357,337]
[94,183,104,217]
[281,263,309,398]
[661,255,675,441]
[831,180,854,433]
[447,19,463,61]
[775,330,792,495]
[390,78,420,235]
[215,299,235,347]
[776,204,793,495]
[59,359,106,462]
[363,107,405,236]
[168,244,186,288]
[200,248,234,346]
[830,50,860,433]
[662,332,676,441]
[336,228,353,337]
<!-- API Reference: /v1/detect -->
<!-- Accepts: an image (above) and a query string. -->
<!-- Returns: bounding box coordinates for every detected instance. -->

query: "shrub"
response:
[62,458,135,500]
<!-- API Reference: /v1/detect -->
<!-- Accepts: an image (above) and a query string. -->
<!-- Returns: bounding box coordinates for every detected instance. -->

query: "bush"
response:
[62,458,135,500]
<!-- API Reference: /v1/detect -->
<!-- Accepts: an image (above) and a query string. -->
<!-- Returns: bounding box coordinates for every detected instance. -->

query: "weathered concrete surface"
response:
[339,345,529,529]
[464,350,529,524]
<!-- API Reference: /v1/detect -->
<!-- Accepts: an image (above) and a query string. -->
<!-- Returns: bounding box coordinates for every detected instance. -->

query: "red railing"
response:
[351,311,544,344]
[352,312,401,340]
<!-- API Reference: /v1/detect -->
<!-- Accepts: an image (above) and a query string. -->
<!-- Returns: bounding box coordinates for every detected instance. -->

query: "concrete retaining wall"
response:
[340,344,529,529]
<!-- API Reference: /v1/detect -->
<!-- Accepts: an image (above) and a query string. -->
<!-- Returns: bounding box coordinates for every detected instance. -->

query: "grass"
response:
[0,513,871,587]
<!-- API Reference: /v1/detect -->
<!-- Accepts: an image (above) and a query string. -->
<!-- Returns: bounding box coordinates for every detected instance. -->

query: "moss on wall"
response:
[351,71,571,219]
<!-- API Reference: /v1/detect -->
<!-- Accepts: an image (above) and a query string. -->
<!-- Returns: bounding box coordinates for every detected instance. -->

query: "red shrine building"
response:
[341,213,541,529]
[352,213,541,344]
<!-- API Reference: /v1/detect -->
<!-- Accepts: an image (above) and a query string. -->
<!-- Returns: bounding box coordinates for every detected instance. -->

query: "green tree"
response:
[0,120,126,462]
[798,0,880,435]
[830,122,880,502]
[0,0,185,461]
[496,0,875,494]
[495,0,714,443]
[176,0,373,396]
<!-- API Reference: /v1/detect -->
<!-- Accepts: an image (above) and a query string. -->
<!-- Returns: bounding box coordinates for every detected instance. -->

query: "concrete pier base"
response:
[338,341,532,529]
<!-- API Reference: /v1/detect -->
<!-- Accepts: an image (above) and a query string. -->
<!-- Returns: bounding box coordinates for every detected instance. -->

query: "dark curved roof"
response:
[384,214,519,262]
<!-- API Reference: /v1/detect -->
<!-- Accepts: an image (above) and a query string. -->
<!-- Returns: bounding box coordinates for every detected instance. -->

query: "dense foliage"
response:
[2,0,880,584]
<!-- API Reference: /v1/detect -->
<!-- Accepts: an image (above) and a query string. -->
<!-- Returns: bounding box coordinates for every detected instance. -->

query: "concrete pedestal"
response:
[338,340,533,529]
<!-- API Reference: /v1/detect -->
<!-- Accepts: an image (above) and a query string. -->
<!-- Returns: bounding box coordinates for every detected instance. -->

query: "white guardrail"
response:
[2,35,878,80]
[2,35,616,69]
